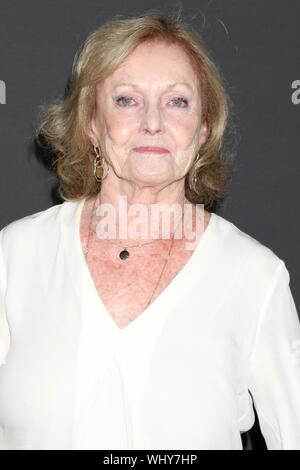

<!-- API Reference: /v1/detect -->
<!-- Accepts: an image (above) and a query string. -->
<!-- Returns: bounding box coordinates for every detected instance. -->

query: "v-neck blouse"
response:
[0,199,299,449]
[73,198,218,337]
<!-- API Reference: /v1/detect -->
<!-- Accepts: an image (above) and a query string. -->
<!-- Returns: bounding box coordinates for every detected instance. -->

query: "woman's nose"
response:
[141,102,164,134]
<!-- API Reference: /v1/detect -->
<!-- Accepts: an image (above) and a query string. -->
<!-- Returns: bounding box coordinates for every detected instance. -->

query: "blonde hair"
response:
[35,9,236,209]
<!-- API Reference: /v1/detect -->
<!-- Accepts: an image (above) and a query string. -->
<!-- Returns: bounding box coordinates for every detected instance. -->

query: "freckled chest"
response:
[79,198,209,329]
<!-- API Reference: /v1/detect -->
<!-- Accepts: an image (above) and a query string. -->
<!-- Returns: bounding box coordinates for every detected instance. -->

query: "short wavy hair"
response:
[35,9,236,210]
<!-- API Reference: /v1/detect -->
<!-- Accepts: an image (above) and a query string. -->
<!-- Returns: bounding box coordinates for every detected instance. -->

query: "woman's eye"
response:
[115,96,135,107]
[115,95,189,108]
[170,97,188,108]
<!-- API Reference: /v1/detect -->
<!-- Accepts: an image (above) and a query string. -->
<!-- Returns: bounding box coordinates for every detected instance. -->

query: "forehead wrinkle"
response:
[113,82,194,92]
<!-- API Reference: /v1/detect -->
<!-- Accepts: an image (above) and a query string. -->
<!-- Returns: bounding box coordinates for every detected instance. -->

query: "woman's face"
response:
[89,40,208,187]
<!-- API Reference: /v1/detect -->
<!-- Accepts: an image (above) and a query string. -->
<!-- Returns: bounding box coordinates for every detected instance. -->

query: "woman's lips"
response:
[133,146,170,154]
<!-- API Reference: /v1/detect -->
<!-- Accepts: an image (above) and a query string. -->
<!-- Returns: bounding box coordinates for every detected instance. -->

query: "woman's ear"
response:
[198,121,209,148]
[87,109,99,148]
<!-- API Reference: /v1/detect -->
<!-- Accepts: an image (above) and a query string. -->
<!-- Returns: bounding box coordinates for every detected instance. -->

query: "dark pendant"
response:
[119,249,129,260]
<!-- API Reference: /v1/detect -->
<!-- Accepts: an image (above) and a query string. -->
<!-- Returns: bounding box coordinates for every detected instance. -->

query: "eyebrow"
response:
[113,82,193,91]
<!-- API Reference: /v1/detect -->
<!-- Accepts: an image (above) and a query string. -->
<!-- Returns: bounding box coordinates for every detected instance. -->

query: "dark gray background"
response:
[0,0,299,450]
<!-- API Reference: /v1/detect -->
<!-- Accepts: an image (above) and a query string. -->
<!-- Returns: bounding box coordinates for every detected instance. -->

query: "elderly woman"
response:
[0,12,300,451]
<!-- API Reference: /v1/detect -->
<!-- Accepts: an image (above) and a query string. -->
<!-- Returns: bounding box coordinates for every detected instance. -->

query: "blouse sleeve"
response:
[0,227,11,366]
[248,259,300,449]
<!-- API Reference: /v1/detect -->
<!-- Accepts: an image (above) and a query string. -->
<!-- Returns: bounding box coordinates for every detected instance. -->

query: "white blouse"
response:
[0,198,299,450]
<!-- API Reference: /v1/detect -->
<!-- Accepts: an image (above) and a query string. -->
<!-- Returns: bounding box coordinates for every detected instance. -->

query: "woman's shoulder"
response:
[212,211,286,279]
[0,199,80,253]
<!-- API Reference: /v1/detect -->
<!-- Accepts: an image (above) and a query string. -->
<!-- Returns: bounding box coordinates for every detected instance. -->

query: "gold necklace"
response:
[84,194,185,312]
[85,194,185,259]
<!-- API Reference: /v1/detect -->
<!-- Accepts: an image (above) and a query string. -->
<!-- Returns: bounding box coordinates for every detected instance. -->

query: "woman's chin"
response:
[130,154,171,181]
[130,167,170,184]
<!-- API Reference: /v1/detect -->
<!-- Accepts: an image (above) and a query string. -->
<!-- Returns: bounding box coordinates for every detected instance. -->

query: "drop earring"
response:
[192,151,201,185]
[93,146,109,182]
